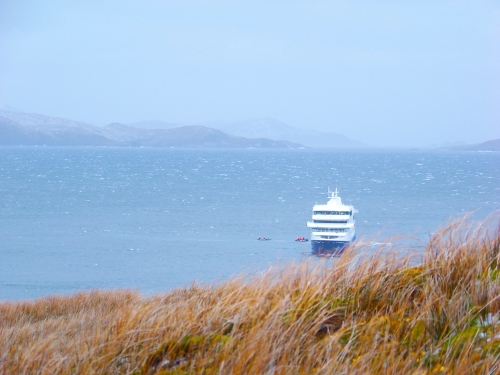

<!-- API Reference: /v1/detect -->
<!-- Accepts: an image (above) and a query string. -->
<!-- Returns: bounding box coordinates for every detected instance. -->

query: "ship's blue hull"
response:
[311,238,354,255]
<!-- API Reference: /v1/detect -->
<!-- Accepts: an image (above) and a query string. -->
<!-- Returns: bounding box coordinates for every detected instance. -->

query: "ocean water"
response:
[1,147,499,300]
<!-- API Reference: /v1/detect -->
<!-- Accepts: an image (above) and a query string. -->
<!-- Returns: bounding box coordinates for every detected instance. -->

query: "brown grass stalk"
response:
[1,216,499,374]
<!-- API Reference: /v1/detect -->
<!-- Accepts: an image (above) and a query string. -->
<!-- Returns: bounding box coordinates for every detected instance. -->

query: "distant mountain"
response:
[102,123,303,148]
[0,111,115,146]
[447,139,500,152]
[128,118,365,148]
[0,110,303,148]
[205,118,365,148]
[128,120,185,130]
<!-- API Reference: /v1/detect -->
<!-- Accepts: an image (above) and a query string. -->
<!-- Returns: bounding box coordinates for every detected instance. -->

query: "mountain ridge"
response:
[0,111,302,148]
[445,139,500,152]
[129,117,365,148]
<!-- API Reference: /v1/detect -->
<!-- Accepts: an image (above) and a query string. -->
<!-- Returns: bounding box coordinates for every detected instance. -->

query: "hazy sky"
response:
[1,1,498,147]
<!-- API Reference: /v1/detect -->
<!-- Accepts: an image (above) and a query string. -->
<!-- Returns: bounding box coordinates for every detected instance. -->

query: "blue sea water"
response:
[1,147,499,300]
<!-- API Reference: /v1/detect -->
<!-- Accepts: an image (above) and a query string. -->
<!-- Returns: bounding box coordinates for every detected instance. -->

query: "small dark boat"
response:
[257,237,271,241]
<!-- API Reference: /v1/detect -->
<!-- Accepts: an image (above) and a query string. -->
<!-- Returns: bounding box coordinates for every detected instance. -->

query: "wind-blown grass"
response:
[1,217,499,374]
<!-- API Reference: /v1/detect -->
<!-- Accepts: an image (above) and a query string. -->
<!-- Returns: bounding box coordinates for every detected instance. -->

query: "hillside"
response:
[210,118,365,148]
[0,111,303,148]
[449,139,500,152]
[129,118,365,148]
[1,218,499,374]
[0,111,115,146]
[103,123,303,148]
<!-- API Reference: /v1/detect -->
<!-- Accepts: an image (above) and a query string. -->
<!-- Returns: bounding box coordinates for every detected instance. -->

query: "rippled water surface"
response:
[1,147,499,300]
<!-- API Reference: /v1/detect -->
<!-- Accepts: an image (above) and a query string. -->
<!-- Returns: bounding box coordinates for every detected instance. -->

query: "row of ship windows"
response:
[312,228,349,233]
[313,211,352,216]
[313,220,348,224]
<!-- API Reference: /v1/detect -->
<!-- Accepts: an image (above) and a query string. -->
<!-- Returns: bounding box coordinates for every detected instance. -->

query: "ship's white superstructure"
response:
[307,188,357,254]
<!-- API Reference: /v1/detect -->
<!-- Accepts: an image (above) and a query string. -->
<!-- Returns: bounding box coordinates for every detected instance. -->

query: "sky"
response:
[0,1,498,147]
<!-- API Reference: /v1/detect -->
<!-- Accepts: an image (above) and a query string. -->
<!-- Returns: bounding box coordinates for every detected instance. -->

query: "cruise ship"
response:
[307,188,357,255]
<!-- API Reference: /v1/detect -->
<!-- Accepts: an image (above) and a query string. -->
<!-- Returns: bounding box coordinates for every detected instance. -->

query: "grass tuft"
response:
[1,216,500,374]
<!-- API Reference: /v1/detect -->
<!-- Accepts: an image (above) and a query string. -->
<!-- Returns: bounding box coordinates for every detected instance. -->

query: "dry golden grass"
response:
[1,217,500,375]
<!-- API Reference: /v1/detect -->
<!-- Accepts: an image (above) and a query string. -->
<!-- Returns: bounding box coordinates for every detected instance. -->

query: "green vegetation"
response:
[1,218,499,374]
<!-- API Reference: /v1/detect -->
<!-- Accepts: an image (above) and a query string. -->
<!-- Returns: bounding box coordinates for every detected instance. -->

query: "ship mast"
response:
[327,186,339,199]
